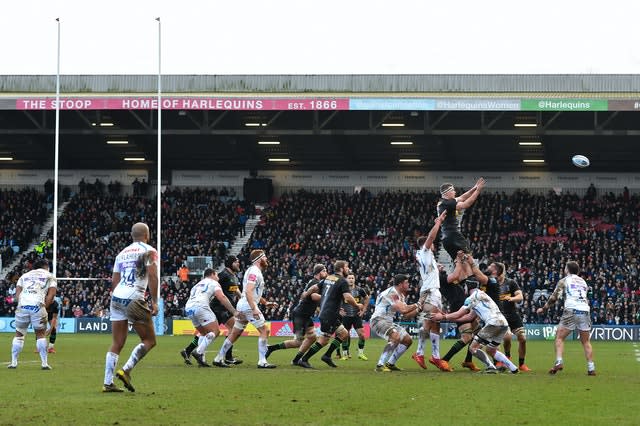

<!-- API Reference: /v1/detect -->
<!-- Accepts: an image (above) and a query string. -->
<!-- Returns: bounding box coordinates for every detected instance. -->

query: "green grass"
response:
[0,334,638,426]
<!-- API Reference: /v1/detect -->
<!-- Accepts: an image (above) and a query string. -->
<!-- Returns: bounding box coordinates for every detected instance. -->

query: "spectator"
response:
[178,264,190,283]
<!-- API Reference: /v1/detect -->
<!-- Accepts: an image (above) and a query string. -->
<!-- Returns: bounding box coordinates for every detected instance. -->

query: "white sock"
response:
[387,343,408,365]
[122,343,147,372]
[494,350,517,371]
[472,348,494,368]
[377,342,396,365]
[556,358,563,365]
[430,332,441,359]
[36,338,48,366]
[258,338,268,364]
[587,361,595,371]
[416,328,427,356]
[104,352,118,385]
[196,332,215,359]
[216,338,233,361]
[11,337,24,365]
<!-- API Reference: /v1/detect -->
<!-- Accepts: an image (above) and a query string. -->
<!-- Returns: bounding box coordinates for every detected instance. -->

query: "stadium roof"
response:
[5,74,640,93]
[5,74,640,94]
[1,74,640,174]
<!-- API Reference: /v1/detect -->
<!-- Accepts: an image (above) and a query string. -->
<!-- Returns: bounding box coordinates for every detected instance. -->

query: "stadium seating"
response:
[236,189,640,325]
[0,188,50,272]
[0,188,245,319]
[1,186,637,328]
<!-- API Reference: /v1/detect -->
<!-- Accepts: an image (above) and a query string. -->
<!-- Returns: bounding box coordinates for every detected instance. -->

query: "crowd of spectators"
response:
[236,189,429,319]
[0,187,247,320]
[1,185,639,329]
[0,188,49,272]
[161,187,247,276]
[236,188,640,326]
[55,193,157,279]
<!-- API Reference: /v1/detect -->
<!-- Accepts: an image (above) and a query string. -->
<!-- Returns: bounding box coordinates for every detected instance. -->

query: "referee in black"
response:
[180,255,243,365]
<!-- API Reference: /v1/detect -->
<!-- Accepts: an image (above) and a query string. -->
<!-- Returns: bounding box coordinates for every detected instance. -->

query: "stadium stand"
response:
[235,188,640,325]
[0,187,246,320]
[1,186,637,328]
[0,188,50,270]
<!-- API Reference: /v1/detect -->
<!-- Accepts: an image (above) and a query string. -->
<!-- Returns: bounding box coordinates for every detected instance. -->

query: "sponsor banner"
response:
[56,318,76,334]
[77,318,112,333]
[394,323,640,341]
[607,100,640,111]
[269,321,371,338]
[517,324,639,341]
[7,96,640,112]
[350,98,436,110]
[172,319,269,336]
[76,318,137,334]
[270,321,295,337]
[0,317,75,333]
[350,97,519,111]
[395,321,457,339]
[434,98,520,111]
[389,322,573,340]
[154,299,164,336]
[14,97,350,111]
[522,324,574,341]
[521,99,608,111]
[590,325,639,341]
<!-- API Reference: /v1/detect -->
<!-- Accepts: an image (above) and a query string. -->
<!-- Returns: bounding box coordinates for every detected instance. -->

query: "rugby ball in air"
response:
[572,155,590,168]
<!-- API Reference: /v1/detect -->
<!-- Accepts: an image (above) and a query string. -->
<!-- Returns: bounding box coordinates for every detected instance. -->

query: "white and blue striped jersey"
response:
[185,277,222,310]
[559,274,590,312]
[112,241,157,300]
[371,286,405,322]
[236,265,265,311]
[17,268,57,307]
[416,245,439,292]
[463,289,507,327]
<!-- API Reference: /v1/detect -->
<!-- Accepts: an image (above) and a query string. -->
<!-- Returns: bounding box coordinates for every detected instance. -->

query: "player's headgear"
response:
[225,255,239,268]
[440,183,455,197]
[313,264,327,275]
[250,249,266,263]
[466,277,480,291]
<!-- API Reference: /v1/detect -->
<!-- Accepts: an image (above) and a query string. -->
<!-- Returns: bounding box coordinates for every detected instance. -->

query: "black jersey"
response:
[210,268,241,309]
[498,278,521,315]
[318,274,350,320]
[439,272,466,311]
[293,278,321,318]
[47,300,59,321]
[342,286,368,317]
[437,198,464,239]
[481,275,501,306]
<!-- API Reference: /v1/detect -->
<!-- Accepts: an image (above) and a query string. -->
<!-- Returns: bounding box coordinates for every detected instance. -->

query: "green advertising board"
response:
[521,99,608,111]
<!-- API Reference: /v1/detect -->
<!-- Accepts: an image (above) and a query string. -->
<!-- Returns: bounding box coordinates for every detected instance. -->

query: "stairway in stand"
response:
[228,206,263,257]
[0,200,71,274]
